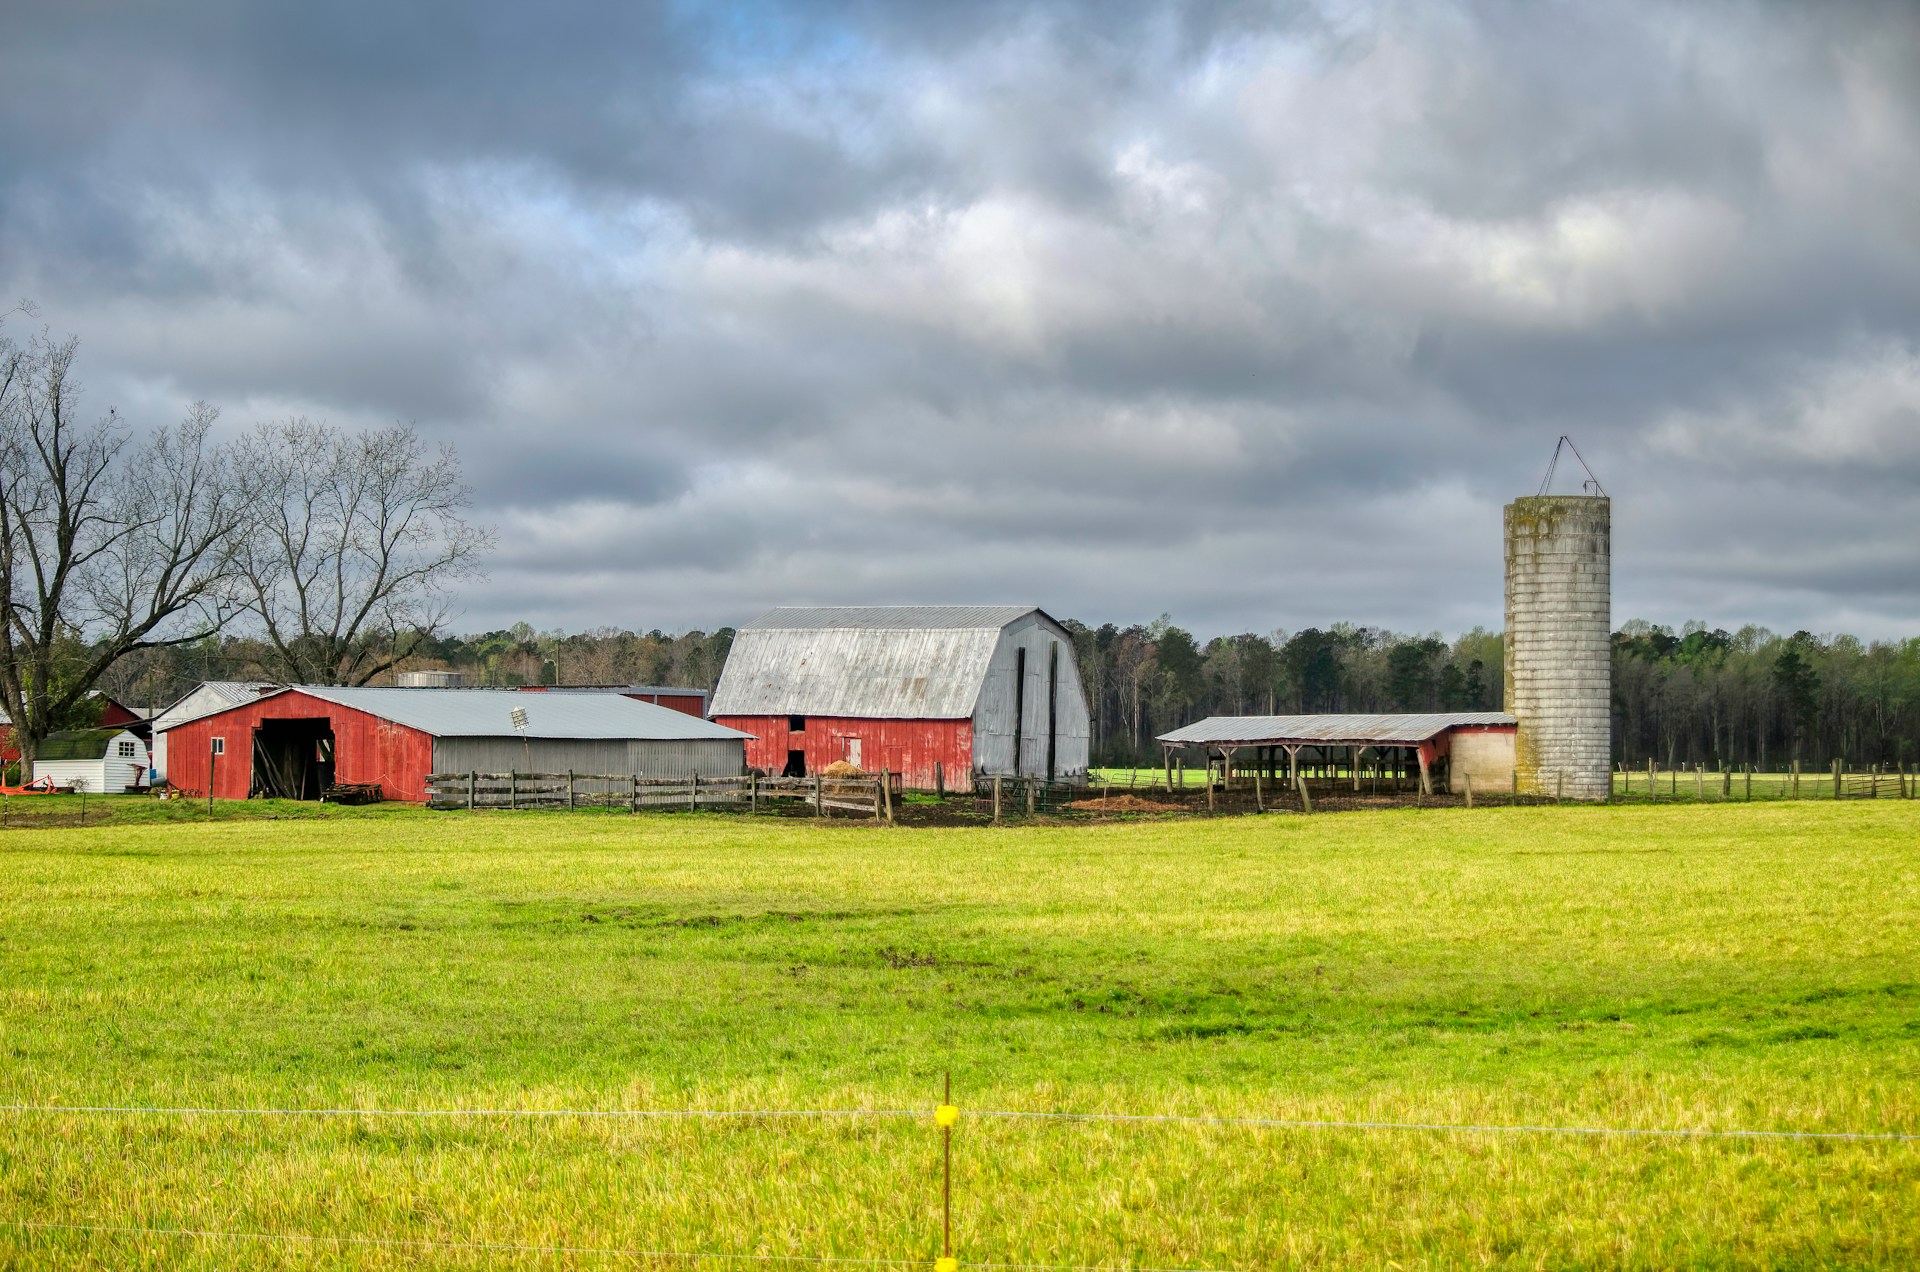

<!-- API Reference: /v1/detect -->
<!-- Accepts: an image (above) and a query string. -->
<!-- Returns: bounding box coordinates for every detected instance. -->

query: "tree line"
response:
[1,317,487,765]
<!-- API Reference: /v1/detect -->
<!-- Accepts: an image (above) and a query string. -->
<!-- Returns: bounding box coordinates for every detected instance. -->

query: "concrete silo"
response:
[1504,495,1611,800]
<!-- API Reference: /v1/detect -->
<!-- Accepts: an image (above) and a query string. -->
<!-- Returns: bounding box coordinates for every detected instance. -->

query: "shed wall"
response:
[1446,727,1517,795]
[32,757,149,792]
[431,737,744,779]
[970,613,1091,779]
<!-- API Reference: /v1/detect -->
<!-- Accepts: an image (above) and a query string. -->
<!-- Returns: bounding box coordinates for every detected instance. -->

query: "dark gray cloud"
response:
[4,0,1918,640]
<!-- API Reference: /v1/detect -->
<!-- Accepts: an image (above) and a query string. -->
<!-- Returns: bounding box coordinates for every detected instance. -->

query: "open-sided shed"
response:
[1157,713,1517,794]
[160,687,750,802]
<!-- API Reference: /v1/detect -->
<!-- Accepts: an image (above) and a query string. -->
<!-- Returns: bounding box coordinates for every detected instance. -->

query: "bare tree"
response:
[236,418,492,685]
[0,328,247,767]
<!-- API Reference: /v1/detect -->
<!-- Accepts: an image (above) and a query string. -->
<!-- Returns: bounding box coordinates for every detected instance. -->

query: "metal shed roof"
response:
[268,687,752,741]
[1158,713,1516,747]
[710,606,1056,718]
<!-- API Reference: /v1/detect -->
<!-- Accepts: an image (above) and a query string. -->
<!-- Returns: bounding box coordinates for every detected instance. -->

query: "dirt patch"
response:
[1065,794,1185,813]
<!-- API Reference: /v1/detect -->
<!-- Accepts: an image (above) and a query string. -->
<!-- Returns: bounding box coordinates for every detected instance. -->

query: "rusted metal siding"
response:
[162,690,433,802]
[715,715,972,790]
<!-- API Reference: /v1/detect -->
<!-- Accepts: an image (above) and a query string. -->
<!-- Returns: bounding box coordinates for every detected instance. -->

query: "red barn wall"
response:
[622,692,706,718]
[162,690,434,802]
[714,716,973,790]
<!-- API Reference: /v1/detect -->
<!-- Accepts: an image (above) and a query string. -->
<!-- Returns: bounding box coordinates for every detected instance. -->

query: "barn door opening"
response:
[783,749,807,778]
[250,718,336,800]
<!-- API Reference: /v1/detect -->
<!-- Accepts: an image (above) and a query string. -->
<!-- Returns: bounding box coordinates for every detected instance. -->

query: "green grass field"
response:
[2,802,1916,1268]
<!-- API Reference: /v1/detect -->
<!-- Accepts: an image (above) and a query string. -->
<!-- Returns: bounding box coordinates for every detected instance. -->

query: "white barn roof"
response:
[270,687,750,741]
[709,605,1059,718]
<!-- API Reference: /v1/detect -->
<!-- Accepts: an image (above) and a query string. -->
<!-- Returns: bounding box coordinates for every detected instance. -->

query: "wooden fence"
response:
[423,771,898,820]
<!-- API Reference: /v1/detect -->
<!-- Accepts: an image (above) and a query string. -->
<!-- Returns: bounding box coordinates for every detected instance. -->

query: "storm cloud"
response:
[4,0,1917,637]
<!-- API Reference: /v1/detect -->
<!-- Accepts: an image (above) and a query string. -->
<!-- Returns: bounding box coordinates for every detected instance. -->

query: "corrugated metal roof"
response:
[1158,713,1517,746]
[153,682,280,732]
[284,687,751,741]
[743,605,1042,631]
[521,685,708,698]
[712,606,1057,718]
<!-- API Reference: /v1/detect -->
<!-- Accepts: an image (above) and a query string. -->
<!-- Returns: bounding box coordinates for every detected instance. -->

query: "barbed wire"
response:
[1,1101,1912,1142]
[5,1220,1221,1272]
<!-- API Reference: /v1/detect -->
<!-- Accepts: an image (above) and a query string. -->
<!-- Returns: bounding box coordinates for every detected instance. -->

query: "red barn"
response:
[161,686,749,802]
[709,606,1091,789]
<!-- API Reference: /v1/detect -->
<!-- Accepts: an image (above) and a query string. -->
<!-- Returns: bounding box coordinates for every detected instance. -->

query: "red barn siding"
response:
[715,715,973,790]
[163,690,434,802]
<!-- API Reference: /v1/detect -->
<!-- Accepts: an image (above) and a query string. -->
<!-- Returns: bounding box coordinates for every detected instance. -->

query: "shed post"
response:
[1352,747,1360,793]
[1254,769,1263,813]
[1416,747,1431,797]
[1296,769,1311,814]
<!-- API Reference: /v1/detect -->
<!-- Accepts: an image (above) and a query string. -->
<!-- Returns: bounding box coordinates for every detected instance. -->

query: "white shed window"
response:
[210,737,226,755]
[116,740,136,758]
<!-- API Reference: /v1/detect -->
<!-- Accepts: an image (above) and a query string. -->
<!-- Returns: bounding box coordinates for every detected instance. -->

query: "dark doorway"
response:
[783,749,807,778]
[251,718,336,799]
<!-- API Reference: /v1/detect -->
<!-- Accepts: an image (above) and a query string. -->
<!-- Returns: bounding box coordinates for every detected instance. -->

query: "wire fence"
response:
[4,1093,1915,1268]
[3,1083,1920,1272]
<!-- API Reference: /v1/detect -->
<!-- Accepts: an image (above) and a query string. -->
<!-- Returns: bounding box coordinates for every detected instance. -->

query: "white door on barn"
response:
[846,737,862,768]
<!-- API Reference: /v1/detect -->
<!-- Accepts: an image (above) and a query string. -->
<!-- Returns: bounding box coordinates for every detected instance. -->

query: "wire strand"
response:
[1,1102,1911,1142]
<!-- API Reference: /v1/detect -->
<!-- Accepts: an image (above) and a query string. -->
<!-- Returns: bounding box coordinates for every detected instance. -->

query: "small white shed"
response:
[33,729,150,793]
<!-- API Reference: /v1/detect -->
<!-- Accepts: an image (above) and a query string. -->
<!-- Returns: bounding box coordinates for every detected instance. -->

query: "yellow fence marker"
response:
[937,1073,958,1271]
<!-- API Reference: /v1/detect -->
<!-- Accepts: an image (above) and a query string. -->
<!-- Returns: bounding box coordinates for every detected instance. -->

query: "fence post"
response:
[691,772,700,812]
[1254,769,1263,813]
[1296,770,1311,814]
[468,771,476,812]
[934,762,944,799]
[1648,757,1655,801]
[208,744,217,817]
[631,772,639,814]
[1464,772,1474,809]
[509,770,518,811]
[873,778,883,821]
[1206,771,1214,813]
[1832,758,1841,799]
[749,771,758,815]
[814,773,824,818]
[1026,777,1036,817]
[885,773,895,823]
[1556,770,1564,803]
[568,769,576,812]
[1695,765,1704,800]
[1792,759,1799,799]
[1745,765,1752,801]
[992,776,1002,823]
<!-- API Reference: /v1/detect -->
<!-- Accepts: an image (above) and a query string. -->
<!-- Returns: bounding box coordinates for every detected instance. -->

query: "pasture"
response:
[0,801,1915,1268]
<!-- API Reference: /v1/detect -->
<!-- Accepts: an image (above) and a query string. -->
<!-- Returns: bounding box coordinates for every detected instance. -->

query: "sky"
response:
[4,0,1917,641]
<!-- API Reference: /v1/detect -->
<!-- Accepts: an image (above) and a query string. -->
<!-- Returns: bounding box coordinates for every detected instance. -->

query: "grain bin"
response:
[1504,495,1610,800]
